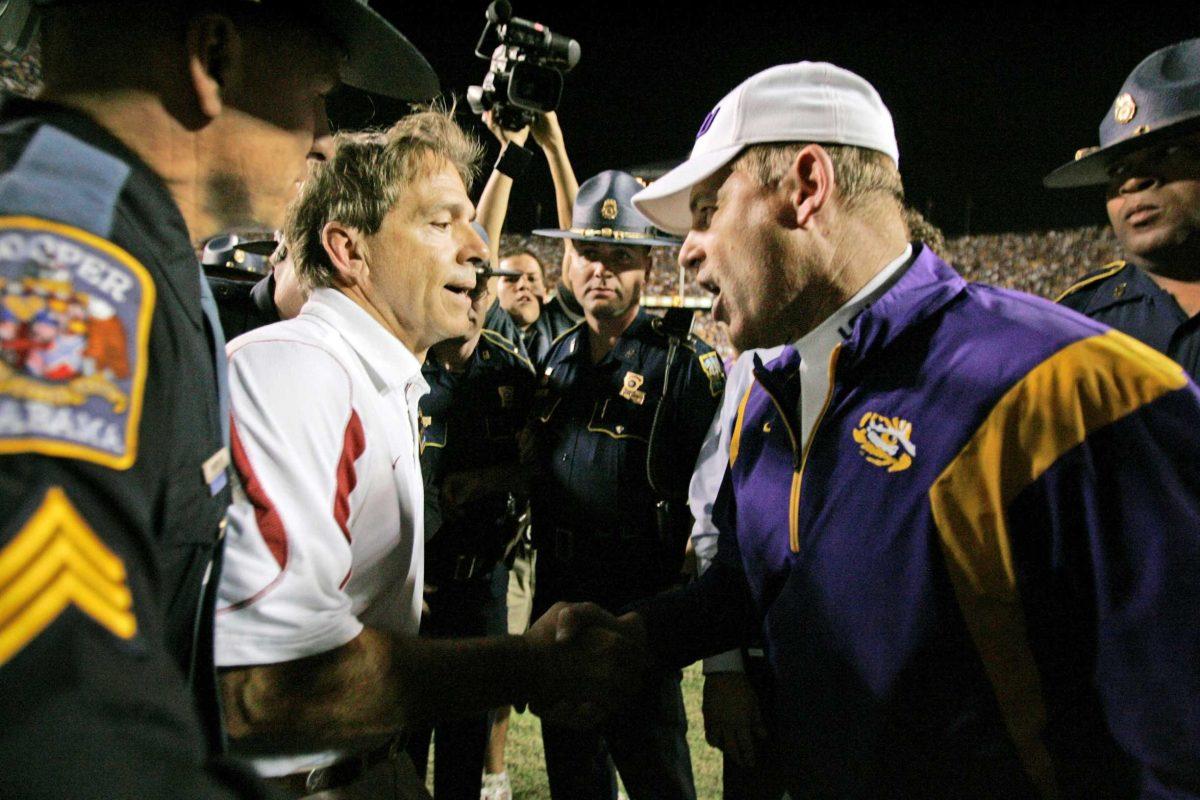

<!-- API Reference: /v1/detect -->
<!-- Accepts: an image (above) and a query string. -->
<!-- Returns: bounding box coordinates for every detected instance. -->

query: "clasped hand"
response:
[523,601,648,728]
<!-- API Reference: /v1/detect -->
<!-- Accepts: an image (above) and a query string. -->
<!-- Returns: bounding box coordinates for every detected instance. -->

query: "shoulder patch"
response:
[698,350,726,397]
[0,216,155,469]
[0,126,130,238]
[0,486,137,666]
[1054,260,1126,304]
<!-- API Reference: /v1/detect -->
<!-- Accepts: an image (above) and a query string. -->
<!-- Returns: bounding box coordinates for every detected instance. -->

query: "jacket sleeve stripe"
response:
[928,328,1187,799]
[332,410,366,544]
[229,415,288,572]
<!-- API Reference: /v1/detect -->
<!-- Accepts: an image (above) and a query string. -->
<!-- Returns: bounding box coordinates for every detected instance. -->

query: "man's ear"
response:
[322,221,369,287]
[782,144,836,228]
[186,14,243,121]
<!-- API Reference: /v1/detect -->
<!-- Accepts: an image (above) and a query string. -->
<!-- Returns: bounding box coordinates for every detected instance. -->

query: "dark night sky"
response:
[338,3,1196,237]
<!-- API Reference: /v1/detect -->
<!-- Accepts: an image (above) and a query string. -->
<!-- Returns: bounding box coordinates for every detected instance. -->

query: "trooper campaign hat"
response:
[1044,39,1200,188]
[534,170,680,248]
[633,61,898,235]
[202,231,273,274]
[31,0,439,100]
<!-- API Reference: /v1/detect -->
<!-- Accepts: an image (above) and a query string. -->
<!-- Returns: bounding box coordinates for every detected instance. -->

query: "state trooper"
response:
[526,170,725,800]
[408,234,538,800]
[0,1,436,797]
[1045,38,1200,379]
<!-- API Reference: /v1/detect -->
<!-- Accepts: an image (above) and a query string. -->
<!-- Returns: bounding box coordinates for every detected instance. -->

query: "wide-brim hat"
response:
[1045,38,1200,188]
[288,1,439,100]
[203,232,272,274]
[234,238,280,257]
[534,170,681,248]
[31,0,439,101]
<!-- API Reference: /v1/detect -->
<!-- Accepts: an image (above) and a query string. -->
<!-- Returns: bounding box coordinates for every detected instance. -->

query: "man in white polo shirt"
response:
[214,111,632,799]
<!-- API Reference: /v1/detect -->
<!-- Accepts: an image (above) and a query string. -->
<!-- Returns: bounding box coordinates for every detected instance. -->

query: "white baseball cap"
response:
[632,62,899,235]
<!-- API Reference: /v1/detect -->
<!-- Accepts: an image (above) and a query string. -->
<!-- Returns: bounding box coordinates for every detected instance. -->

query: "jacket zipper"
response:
[753,378,803,552]
[756,345,842,553]
[792,345,842,552]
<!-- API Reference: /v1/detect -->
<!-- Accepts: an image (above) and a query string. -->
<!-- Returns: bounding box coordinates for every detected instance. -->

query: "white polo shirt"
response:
[215,287,427,777]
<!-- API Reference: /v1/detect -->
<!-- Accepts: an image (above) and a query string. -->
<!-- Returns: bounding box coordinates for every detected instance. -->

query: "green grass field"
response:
[502,664,723,799]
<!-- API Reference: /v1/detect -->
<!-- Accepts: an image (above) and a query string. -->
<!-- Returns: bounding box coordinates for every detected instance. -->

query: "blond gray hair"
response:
[287,108,484,289]
[734,142,905,214]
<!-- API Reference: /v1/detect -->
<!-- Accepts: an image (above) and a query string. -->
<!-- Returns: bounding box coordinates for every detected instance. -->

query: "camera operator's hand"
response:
[484,110,530,148]
[530,111,565,153]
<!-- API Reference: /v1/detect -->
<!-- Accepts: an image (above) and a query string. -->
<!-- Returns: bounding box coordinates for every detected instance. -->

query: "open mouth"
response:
[1126,204,1160,227]
[444,283,474,304]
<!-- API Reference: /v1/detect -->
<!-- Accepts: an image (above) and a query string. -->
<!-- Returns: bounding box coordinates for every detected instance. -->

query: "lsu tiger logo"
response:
[852,412,916,473]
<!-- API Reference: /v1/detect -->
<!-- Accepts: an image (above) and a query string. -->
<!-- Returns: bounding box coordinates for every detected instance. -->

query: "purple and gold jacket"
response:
[642,246,1200,799]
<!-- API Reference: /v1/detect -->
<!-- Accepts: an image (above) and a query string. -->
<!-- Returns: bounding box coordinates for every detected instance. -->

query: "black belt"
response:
[426,551,500,584]
[267,734,407,796]
[544,523,656,562]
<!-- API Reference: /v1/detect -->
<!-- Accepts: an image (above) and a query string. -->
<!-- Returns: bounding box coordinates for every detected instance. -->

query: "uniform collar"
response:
[754,244,942,380]
[1077,261,1179,318]
[790,244,912,372]
[607,310,657,367]
[302,288,425,396]
[838,244,968,371]
[560,308,655,368]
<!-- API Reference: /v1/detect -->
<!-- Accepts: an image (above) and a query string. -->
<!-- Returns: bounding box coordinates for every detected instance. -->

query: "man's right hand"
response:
[483,111,530,148]
[523,601,650,727]
[530,111,564,153]
[702,671,767,768]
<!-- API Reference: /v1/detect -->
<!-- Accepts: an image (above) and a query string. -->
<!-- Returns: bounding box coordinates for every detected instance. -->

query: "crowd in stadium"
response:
[1,6,1198,800]
[496,226,1124,359]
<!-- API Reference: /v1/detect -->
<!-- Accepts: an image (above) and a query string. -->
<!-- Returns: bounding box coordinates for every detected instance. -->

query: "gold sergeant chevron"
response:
[0,487,137,666]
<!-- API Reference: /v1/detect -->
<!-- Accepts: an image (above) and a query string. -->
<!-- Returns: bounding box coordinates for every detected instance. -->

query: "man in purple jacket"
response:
[544,61,1200,799]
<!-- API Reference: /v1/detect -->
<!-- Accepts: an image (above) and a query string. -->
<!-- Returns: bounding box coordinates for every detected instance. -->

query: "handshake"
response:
[521,601,651,727]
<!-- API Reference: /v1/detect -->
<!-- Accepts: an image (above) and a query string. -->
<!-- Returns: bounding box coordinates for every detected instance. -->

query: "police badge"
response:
[619,371,646,404]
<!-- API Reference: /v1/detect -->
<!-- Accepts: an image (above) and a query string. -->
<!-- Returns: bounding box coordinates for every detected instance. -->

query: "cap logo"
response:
[695,106,721,139]
[601,199,619,220]
[1114,93,1137,124]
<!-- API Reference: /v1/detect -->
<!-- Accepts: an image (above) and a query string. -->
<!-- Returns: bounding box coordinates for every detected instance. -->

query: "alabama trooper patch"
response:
[0,216,154,469]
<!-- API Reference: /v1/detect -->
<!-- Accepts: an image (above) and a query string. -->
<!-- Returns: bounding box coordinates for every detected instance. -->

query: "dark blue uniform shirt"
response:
[484,288,582,369]
[0,101,265,798]
[1058,260,1200,380]
[530,310,724,611]
[419,328,536,583]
